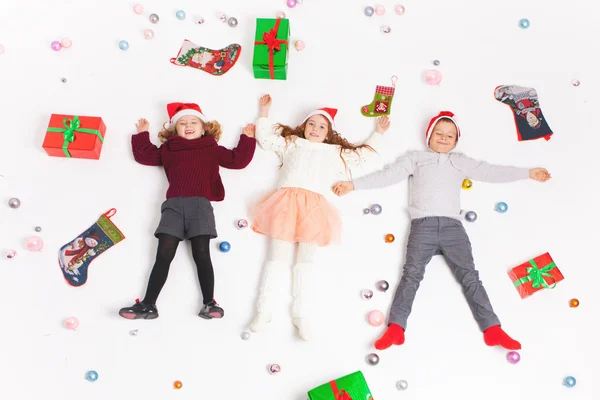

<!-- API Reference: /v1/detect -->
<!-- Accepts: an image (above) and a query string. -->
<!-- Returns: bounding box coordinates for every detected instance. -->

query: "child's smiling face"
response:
[303,114,330,143]
[176,115,204,140]
[429,119,457,153]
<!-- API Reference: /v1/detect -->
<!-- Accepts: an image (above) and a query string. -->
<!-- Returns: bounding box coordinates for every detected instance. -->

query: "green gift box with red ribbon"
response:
[253,18,289,80]
[508,252,564,299]
[307,371,374,400]
[42,114,106,159]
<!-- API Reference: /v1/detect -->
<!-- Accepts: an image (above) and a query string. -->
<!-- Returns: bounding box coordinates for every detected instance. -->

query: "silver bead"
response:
[364,6,375,17]
[236,219,248,229]
[361,289,374,300]
[61,77,67,83]
[129,329,138,336]
[241,332,251,340]
[195,18,205,25]
[268,364,281,374]
[396,379,408,390]
[571,79,580,87]
[366,353,380,366]
[8,197,21,209]
[464,211,478,222]
[228,17,238,27]
[35,226,42,232]
[381,25,392,34]
[376,280,389,292]
[363,208,371,215]
[370,204,382,215]
[149,13,159,24]
[433,60,440,66]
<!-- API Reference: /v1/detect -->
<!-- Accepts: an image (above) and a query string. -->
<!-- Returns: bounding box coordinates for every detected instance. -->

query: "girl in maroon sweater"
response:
[119,102,256,320]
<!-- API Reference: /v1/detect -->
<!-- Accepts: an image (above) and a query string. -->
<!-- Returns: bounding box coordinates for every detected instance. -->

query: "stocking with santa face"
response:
[59,209,125,287]
[494,85,553,141]
[170,40,242,76]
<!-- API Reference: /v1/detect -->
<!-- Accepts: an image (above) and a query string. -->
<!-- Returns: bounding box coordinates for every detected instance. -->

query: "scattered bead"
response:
[395,5,406,15]
[133,4,144,15]
[118,40,129,51]
[495,202,508,213]
[174,380,183,389]
[363,208,371,215]
[219,241,231,252]
[462,179,473,190]
[176,10,186,20]
[464,211,478,222]
[129,329,139,336]
[26,236,44,251]
[396,379,408,390]
[51,41,62,51]
[385,234,395,243]
[35,226,42,232]
[368,310,385,326]
[4,249,17,259]
[519,18,530,29]
[294,40,305,51]
[433,60,440,66]
[236,219,248,229]
[219,13,227,23]
[268,364,281,374]
[571,79,580,87]
[65,317,79,331]
[376,280,389,292]
[149,13,159,24]
[287,0,297,8]
[424,69,442,85]
[370,204,382,215]
[241,332,251,340]
[195,18,205,25]
[228,17,238,27]
[569,298,579,308]
[366,353,380,366]
[375,5,386,15]
[381,25,392,34]
[563,376,576,388]
[61,38,72,48]
[85,370,99,382]
[8,197,21,208]
[364,6,375,17]
[506,351,521,364]
[143,29,154,40]
[361,289,374,300]
[61,77,67,83]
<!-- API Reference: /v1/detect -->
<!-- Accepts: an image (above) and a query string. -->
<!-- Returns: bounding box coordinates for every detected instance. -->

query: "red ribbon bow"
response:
[255,18,288,79]
[329,381,353,400]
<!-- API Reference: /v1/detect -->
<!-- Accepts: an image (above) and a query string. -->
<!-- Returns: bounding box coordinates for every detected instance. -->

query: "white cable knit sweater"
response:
[256,117,384,196]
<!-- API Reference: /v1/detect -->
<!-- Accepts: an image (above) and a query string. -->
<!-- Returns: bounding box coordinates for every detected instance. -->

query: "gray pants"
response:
[389,217,500,331]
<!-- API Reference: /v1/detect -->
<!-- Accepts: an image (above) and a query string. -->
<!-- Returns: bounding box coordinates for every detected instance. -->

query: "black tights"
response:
[142,234,215,305]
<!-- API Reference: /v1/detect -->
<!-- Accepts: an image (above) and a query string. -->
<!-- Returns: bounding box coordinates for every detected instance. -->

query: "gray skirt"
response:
[154,196,217,240]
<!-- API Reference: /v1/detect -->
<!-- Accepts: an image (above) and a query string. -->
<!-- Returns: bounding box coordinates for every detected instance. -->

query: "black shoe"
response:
[119,299,158,320]
[198,300,224,319]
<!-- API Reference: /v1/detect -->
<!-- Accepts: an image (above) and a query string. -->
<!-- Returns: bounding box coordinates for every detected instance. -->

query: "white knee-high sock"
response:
[292,242,317,341]
[250,239,294,332]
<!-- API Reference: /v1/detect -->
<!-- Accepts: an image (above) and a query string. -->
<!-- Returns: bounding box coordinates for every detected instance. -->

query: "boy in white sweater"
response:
[333,111,551,350]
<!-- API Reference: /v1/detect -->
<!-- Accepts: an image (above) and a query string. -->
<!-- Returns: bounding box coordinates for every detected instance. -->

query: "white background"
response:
[1,0,598,399]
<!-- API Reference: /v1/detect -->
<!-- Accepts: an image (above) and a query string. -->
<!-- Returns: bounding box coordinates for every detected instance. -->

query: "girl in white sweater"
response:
[249,94,390,340]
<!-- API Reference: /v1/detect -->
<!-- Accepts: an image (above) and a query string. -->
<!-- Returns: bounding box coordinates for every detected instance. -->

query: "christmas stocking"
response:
[58,209,125,287]
[170,40,242,76]
[494,85,553,141]
[361,76,397,117]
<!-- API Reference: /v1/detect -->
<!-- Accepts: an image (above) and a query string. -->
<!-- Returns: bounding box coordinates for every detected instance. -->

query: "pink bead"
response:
[61,38,72,48]
[65,317,79,330]
[134,4,144,14]
[368,310,385,326]
[0,44,4,54]
[424,69,443,85]
[287,0,297,8]
[26,236,44,251]
[276,11,286,19]
[143,29,154,40]
[50,41,62,51]
[375,5,386,16]
[395,4,406,15]
[507,351,521,364]
[294,40,305,51]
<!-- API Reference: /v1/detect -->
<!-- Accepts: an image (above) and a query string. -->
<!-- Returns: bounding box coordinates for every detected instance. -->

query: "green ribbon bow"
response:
[46,115,104,158]
[513,259,557,290]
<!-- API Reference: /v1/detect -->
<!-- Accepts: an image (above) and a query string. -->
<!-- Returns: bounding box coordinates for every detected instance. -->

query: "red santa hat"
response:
[167,102,207,124]
[425,111,461,148]
[301,107,338,131]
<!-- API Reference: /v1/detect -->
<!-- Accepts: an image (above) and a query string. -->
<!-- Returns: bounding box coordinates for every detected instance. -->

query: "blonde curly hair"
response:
[157,119,222,143]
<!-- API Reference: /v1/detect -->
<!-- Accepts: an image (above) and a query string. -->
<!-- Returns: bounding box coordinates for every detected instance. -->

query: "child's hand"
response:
[243,123,256,138]
[259,94,272,118]
[375,116,391,134]
[136,118,149,133]
[529,168,551,182]
[332,181,355,196]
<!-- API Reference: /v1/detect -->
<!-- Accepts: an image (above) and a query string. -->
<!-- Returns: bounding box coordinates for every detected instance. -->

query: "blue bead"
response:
[176,10,186,20]
[219,241,231,252]
[495,202,508,213]
[564,376,576,388]
[118,40,129,51]
[86,370,98,382]
[519,18,530,29]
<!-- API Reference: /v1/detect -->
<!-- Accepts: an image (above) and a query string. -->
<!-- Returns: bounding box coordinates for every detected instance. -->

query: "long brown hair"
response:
[157,119,222,143]
[275,118,375,163]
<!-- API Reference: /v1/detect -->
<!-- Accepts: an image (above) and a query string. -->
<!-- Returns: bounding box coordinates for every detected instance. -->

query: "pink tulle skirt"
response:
[251,187,341,247]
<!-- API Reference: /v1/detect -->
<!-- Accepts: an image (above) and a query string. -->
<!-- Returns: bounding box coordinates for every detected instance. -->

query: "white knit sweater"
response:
[256,117,384,196]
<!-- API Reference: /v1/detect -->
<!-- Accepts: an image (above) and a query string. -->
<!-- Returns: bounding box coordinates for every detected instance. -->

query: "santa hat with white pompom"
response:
[167,102,208,125]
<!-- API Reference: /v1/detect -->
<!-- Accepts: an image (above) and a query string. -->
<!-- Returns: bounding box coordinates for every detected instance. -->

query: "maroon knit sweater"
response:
[131,131,256,201]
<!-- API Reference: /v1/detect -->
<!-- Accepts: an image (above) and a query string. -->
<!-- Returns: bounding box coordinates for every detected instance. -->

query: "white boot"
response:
[293,317,312,341]
[292,261,313,341]
[249,312,272,332]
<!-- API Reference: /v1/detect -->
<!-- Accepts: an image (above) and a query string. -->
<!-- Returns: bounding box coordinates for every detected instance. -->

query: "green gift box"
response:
[308,371,374,400]
[253,18,289,80]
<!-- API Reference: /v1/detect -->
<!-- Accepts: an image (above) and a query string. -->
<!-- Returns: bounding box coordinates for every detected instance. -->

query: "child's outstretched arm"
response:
[453,154,551,183]
[343,116,391,172]
[255,94,286,155]
[131,118,162,166]
[333,152,416,196]
[217,124,257,169]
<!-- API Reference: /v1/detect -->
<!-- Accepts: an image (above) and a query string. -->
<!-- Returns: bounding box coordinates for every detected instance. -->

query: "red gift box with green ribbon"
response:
[42,114,106,159]
[307,371,374,400]
[508,252,564,299]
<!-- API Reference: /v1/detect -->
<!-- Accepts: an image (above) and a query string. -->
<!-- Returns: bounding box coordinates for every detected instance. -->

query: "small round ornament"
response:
[366,353,380,366]
[385,234,395,243]
[195,18,205,25]
[375,5,386,15]
[563,376,576,388]
[506,351,521,364]
[61,77,67,83]
[149,13,160,23]
[381,25,392,34]
[376,280,389,292]
[176,10,186,20]
[8,197,21,208]
[143,29,154,40]
[65,317,79,331]
[361,289,374,300]
[396,379,408,390]
[395,4,406,15]
[569,298,579,308]
[363,208,371,215]
[370,204,382,215]
[364,6,375,17]
[425,69,442,85]
[174,380,183,389]
[51,41,62,51]
[519,18,530,29]
[433,59,440,66]
[4,249,17,259]
[464,211,477,222]
[35,226,42,232]
[118,40,129,51]
[294,40,305,51]
[368,310,385,326]
[287,0,297,8]
[219,241,231,252]
[495,202,508,213]
[571,79,580,87]
[26,236,44,251]
[219,13,227,22]
[268,364,281,374]
[236,219,248,229]
[61,38,72,48]
[85,370,98,382]
[462,179,473,190]
[241,332,251,340]
[276,11,286,19]
[228,17,238,27]
[130,329,139,336]
[133,4,144,14]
